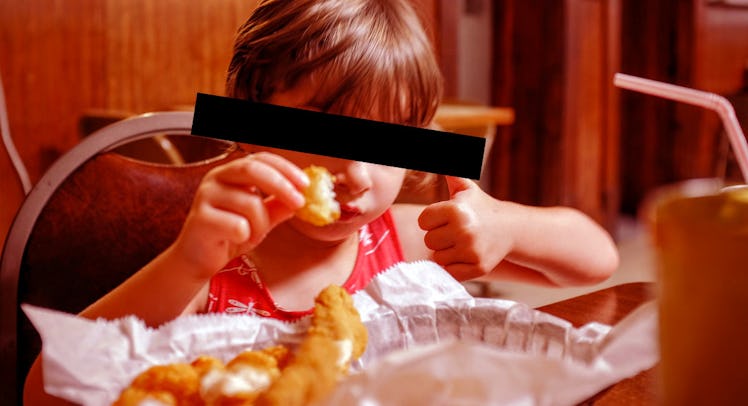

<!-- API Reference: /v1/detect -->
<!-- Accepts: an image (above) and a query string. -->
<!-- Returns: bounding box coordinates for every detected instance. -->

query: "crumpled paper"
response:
[324,301,658,406]
[23,260,658,406]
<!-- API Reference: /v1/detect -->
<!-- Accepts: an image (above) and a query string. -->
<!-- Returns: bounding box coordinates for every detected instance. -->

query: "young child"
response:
[25,0,619,403]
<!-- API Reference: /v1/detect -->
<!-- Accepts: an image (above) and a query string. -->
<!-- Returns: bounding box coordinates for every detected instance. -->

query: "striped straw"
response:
[614,73,748,183]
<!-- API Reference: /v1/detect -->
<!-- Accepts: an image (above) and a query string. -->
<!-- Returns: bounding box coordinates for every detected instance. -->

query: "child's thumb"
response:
[266,198,297,228]
[444,176,477,198]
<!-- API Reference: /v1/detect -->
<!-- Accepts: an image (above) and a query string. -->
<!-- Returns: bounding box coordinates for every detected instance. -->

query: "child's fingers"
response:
[194,204,252,244]
[442,263,484,281]
[205,183,265,213]
[419,200,475,231]
[203,184,297,245]
[232,194,271,245]
[213,157,306,209]
[250,152,310,189]
[417,202,451,230]
[264,197,299,228]
[215,153,308,189]
[432,248,486,280]
[432,247,465,272]
[423,227,456,251]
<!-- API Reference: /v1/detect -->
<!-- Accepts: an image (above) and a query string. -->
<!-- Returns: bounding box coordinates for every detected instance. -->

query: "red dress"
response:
[206,209,404,321]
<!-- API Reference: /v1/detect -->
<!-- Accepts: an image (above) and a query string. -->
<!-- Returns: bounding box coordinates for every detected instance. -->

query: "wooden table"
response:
[538,282,659,405]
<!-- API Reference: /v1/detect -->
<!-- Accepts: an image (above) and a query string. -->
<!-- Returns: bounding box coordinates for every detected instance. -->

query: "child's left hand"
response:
[417,176,510,280]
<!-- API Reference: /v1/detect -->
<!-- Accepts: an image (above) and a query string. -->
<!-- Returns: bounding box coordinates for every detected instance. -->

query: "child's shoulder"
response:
[390,203,429,262]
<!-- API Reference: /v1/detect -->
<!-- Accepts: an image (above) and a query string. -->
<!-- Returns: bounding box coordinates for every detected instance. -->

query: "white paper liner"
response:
[23,260,659,406]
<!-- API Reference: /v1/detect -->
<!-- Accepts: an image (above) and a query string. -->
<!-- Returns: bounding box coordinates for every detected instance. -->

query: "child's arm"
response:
[24,358,77,406]
[394,176,619,286]
[76,152,309,326]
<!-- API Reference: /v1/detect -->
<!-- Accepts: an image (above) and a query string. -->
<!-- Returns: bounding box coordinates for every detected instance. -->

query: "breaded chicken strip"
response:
[255,285,367,406]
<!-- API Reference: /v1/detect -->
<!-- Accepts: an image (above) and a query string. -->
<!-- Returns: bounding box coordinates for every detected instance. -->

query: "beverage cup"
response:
[652,182,748,405]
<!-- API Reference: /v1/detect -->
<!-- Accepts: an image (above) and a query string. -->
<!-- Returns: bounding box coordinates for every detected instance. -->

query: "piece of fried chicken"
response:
[113,285,365,406]
[199,346,289,406]
[255,285,367,406]
[113,362,202,406]
[296,165,341,226]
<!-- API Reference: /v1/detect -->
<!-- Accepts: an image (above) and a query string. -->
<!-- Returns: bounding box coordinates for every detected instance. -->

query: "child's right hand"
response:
[171,152,310,279]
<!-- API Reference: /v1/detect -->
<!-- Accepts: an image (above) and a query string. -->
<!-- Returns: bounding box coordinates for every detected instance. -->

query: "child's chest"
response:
[255,251,359,311]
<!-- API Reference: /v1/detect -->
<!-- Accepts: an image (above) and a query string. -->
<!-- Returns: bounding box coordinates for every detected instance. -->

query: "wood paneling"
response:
[490,0,514,200]
[562,0,621,231]
[435,0,459,98]
[489,1,621,232]
[686,2,748,184]
[491,0,563,204]
[0,1,259,185]
[0,1,260,250]
[619,0,683,215]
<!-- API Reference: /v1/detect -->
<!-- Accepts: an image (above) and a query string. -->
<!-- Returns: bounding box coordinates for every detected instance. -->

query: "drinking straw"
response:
[614,73,748,183]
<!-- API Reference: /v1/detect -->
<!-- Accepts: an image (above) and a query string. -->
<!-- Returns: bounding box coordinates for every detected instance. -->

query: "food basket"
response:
[24,261,658,405]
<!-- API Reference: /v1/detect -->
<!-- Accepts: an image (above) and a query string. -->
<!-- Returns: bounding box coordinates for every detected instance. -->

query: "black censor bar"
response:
[191,93,485,179]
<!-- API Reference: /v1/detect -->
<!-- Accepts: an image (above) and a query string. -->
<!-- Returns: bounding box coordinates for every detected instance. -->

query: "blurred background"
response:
[2,0,748,261]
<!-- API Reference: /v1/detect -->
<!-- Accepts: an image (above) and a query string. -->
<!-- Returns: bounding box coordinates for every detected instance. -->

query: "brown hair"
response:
[225,0,443,128]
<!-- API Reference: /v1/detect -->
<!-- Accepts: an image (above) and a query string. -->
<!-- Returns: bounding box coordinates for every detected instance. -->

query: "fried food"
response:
[113,362,201,406]
[255,285,367,406]
[114,286,366,406]
[114,389,177,406]
[200,346,289,406]
[296,165,340,226]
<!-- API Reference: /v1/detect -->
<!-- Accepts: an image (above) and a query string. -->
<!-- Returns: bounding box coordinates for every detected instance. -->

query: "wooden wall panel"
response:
[0,1,259,185]
[102,1,260,111]
[562,0,621,231]
[0,1,257,252]
[489,1,621,232]
[619,0,682,215]
[490,0,515,200]
[496,1,565,207]
[695,4,748,93]
[684,2,748,184]
[435,0,459,98]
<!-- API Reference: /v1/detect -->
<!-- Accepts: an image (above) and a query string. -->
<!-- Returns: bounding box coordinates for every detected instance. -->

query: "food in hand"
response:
[113,285,367,406]
[296,165,340,226]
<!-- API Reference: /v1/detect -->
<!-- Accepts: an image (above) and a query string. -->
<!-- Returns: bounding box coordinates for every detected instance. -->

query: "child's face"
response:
[260,84,407,241]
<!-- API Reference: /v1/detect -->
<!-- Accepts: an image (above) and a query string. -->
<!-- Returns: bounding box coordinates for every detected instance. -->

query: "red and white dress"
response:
[206,209,403,321]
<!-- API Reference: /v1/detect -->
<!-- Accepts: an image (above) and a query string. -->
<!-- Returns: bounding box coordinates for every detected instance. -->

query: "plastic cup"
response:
[653,185,748,405]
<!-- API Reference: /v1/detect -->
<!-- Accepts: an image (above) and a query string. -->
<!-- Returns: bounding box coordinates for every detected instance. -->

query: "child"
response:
[25,0,619,403]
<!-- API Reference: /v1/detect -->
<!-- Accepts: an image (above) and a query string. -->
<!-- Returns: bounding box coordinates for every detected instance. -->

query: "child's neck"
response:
[248,223,359,311]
